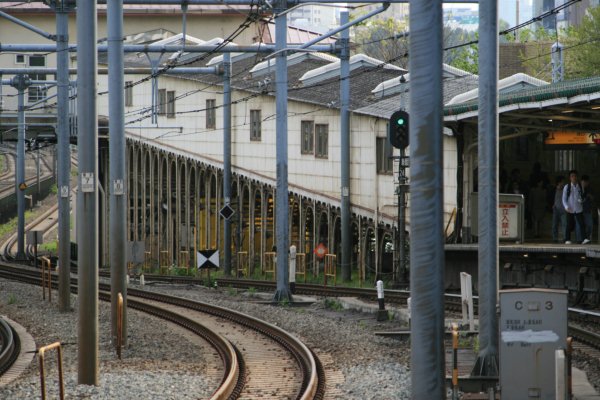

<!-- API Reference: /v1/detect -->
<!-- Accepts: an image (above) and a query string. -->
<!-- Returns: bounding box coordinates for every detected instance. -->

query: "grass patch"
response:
[324,298,343,311]
[226,286,238,296]
[0,210,32,238]
[7,294,17,305]
[40,240,58,254]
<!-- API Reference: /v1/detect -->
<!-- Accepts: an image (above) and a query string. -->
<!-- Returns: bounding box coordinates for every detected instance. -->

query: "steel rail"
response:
[0,317,20,377]
[0,266,243,399]
[0,263,325,399]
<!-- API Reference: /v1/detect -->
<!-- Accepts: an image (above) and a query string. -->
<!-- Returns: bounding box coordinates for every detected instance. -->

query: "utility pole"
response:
[273,0,292,302]
[223,52,232,276]
[10,74,30,261]
[108,0,128,347]
[339,11,351,282]
[51,0,73,313]
[472,0,500,379]
[409,0,445,396]
[76,0,99,385]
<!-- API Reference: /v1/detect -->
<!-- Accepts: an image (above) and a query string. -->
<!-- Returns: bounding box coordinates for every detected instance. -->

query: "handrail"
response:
[38,341,65,400]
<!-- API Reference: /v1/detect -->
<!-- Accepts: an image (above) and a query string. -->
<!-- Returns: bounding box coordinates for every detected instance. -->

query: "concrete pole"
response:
[10,74,29,260]
[273,1,292,302]
[408,0,445,396]
[76,0,99,385]
[339,11,351,282]
[108,0,128,346]
[398,147,407,284]
[473,0,499,378]
[223,52,232,276]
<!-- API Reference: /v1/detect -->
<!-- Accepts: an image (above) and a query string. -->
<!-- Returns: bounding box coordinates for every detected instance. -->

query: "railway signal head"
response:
[388,110,409,150]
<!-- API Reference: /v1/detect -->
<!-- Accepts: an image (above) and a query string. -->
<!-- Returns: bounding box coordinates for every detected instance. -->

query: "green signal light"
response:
[397,118,405,126]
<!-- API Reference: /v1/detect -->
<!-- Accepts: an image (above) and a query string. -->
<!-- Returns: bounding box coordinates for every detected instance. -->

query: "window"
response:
[376,137,394,174]
[206,99,216,129]
[15,54,25,64]
[250,110,261,141]
[158,89,166,115]
[301,121,314,154]
[167,91,175,118]
[28,55,46,103]
[125,81,133,107]
[315,124,328,158]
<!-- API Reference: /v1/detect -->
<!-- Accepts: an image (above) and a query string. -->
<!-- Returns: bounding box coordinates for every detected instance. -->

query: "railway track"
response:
[0,262,325,399]
[0,317,20,378]
[0,149,54,200]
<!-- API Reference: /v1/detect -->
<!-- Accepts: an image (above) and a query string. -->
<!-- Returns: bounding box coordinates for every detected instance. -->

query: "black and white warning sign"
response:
[197,249,219,269]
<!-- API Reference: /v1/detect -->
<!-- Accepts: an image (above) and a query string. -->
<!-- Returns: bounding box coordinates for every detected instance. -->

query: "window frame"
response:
[300,120,314,154]
[27,55,47,103]
[125,81,133,107]
[158,89,167,116]
[315,123,328,159]
[250,109,262,141]
[166,90,176,118]
[376,137,394,175]
[206,99,216,129]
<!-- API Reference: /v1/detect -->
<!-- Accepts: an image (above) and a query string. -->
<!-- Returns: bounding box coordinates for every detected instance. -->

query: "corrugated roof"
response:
[446,73,548,105]
[355,74,478,119]
[444,76,600,117]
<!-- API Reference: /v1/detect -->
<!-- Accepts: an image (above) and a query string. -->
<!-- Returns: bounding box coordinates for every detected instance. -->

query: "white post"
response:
[461,272,475,331]
[376,280,387,321]
[289,244,297,293]
[555,349,567,400]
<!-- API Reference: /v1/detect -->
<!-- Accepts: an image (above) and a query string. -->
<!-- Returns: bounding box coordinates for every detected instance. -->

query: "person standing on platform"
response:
[562,170,585,244]
[530,179,546,238]
[580,175,593,244]
[552,176,566,243]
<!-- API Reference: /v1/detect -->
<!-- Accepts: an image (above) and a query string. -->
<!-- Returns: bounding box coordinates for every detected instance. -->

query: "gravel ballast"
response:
[0,279,412,399]
[4,278,598,399]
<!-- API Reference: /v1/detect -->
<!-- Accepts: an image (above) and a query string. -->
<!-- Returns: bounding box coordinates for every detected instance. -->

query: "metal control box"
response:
[499,289,568,399]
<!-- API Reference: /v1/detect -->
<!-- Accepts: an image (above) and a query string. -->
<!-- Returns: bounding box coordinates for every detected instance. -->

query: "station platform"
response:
[446,242,600,259]
[334,296,600,399]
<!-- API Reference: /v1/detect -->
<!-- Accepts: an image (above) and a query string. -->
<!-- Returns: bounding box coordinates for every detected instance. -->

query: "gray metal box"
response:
[499,289,568,399]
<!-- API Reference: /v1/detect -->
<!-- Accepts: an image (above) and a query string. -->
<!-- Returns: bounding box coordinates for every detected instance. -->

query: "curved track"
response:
[0,317,20,378]
[0,148,54,201]
[0,262,325,399]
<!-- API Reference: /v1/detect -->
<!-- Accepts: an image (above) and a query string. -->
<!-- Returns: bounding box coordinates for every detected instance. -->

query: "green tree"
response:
[353,17,409,69]
[563,6,600,78]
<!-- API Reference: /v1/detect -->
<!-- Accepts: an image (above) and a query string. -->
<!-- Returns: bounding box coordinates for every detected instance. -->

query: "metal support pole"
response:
[272,1,292,302]
[398,148,408,284]
[472,0,499,378]
[76,0,99,385]
[36,145,40,193]
[56,2,71,312]
[339,11,351,282]
[0,10,56,41]
[409,0,445,396]
[108,0,128,347]
[223,52,232,276]
[10,74,30,260]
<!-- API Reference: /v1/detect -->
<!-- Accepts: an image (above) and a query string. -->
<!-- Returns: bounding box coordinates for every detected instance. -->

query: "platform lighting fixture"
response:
[592,105,600,110]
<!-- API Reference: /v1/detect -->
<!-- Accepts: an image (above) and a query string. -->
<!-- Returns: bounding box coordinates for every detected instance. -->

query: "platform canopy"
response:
[444,76,600,149]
